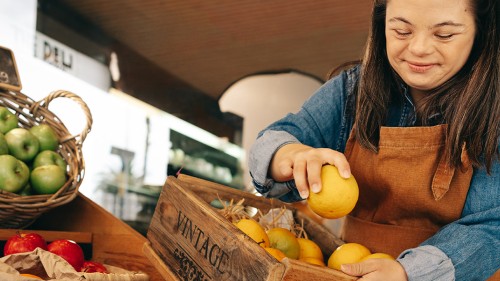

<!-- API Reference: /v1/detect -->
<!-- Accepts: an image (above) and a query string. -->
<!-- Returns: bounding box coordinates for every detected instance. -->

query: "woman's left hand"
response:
[340,259,408,281]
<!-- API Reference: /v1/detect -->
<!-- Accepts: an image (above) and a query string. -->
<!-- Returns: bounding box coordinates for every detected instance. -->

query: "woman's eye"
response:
[393,29,411,37]
[435,33,454,40]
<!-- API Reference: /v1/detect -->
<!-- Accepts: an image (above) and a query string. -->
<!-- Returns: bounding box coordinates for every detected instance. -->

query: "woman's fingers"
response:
[270,144,351,199]
[307,160,323,194]
[293,159,309,199]
[324,149,351,179]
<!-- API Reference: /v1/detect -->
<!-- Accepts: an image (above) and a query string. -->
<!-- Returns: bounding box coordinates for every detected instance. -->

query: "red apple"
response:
[47,239,84,271]
[3,232,47,256]
[80,260,108,273]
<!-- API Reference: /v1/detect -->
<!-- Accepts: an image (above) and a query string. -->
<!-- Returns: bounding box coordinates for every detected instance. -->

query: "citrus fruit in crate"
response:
[235,218,270,248]
[264,247,287,261]
[267,227,300,259]
[327,242,371,270]
[307,164,359,219]
[0,89,92,229]
[299,256,325,266]
[297,237,323,261]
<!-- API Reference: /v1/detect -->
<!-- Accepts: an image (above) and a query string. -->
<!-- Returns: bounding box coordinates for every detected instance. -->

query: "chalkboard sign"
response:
[0,46,22,91]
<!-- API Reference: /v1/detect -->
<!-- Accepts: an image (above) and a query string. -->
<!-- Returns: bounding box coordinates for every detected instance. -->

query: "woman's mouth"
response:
[407,62,435,73]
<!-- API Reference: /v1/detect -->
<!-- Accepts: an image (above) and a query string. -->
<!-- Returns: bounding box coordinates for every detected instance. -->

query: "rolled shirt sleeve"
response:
[398,245,455,281]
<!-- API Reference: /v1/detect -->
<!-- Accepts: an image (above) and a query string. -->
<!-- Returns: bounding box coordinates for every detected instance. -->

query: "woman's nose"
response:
[408,34,433,56]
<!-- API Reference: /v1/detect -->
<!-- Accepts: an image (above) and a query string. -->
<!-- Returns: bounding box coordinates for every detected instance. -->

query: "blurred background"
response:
[0,0,370,234]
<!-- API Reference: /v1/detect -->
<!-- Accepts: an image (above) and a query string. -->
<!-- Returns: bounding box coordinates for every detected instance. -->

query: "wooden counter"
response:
[26,192,168,281]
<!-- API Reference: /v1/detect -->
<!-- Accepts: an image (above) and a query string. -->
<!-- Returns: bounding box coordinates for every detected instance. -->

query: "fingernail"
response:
[340,264,350,273]
[341,169,351,179]
[311,184,320,193]
[299,190,309,199]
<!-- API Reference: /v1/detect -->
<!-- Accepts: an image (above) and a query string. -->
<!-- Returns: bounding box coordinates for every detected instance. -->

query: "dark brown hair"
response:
[355,0,499,171]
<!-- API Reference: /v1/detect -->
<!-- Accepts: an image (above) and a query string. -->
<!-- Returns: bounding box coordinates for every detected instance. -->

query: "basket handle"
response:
[31,90,93,145]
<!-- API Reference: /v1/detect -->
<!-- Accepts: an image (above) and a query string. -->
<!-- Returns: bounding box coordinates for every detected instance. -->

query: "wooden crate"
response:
[20,192,165,281]
[145,175,357,281]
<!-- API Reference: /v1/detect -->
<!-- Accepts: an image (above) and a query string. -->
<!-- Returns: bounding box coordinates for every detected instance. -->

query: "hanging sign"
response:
[0,46,22,91]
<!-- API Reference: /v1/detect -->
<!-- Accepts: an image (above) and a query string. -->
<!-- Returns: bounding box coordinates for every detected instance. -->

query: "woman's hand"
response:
[269,143,351,199]
[341,259,408,281]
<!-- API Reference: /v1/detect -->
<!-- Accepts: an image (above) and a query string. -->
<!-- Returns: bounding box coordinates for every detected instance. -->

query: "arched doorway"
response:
[219,70,323,189]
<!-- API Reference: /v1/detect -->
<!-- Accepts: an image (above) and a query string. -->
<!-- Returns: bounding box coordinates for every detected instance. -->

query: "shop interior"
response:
[1,1,370,235]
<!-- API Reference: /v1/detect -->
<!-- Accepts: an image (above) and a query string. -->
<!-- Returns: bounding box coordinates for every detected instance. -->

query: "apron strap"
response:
[431,153,455,200]
[431,144,470,201]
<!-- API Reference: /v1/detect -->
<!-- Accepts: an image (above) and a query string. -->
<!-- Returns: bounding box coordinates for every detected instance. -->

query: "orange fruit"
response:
[267,227,300,259]
[235,218,270,248]
[307,165,359,219]
[327,242,371,270]
[297,238,323,260]
[299,257,326,266]
[20,274,43,280]
[359,252,395,262]
[264,247,287,261]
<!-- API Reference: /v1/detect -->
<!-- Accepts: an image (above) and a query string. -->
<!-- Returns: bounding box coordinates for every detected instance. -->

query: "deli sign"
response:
[35,32,75,73]
[34,32,111,90]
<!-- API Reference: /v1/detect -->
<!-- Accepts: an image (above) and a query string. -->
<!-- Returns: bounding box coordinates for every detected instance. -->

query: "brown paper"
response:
[0,248,149,281]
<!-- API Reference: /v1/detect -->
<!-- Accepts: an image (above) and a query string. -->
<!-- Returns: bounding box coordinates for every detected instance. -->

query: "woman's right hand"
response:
[269,143,351,199]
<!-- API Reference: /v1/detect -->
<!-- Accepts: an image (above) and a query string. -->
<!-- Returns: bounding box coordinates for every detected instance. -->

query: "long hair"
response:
[355,0,500,172]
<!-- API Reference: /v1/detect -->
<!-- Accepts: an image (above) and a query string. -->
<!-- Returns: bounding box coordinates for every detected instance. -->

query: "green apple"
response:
[5,128,40,162]
[30,165,67,194]
[0,107,18,134]
[0,154,30,193]
[29,124,59,151]
[0,132,9,155]
[32,150,67,171]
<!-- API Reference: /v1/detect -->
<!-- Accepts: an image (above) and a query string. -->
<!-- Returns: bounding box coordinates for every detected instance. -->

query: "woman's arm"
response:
[249,69,353,201]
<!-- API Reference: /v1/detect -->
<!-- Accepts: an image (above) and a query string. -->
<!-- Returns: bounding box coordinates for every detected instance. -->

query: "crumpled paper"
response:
[258,208,295,230]
[0,248,149,281]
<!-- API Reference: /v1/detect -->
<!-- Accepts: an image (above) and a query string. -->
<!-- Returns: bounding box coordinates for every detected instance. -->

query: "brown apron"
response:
[340,124,500,279]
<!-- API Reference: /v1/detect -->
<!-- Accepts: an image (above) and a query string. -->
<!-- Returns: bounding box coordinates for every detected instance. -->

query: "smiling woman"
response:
[385,0,477,104]
[248,0,500,280]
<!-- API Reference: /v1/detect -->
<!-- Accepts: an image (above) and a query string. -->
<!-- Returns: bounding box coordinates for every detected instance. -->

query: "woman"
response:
[249,0,499,280]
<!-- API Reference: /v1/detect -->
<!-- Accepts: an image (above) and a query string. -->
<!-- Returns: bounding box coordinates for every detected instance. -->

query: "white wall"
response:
[219,72,322,189]
[0,0,37,56]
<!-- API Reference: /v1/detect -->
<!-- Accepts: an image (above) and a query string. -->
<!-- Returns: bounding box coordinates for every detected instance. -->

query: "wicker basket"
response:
[0,89,92,229]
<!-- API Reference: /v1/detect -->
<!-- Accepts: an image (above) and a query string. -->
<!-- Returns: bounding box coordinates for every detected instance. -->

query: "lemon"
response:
[235,218,270,248]
[359,252,395,262]
[267,227,301,259]
[327,242,371,270]
[299,257,326,266]
[307,165,359,219]
[297,238,323,260]
[264,247,287,261]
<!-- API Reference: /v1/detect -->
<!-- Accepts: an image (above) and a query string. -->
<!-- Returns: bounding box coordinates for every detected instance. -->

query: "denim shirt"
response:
[249,65,500,280]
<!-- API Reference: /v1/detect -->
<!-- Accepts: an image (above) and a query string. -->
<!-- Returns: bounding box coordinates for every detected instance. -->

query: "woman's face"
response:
[385,0,476,93]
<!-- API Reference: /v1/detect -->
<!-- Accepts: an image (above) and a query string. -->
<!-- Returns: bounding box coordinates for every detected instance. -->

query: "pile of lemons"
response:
[235,218,394,270]
[235,218,325,266]
[234,164,394,270]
